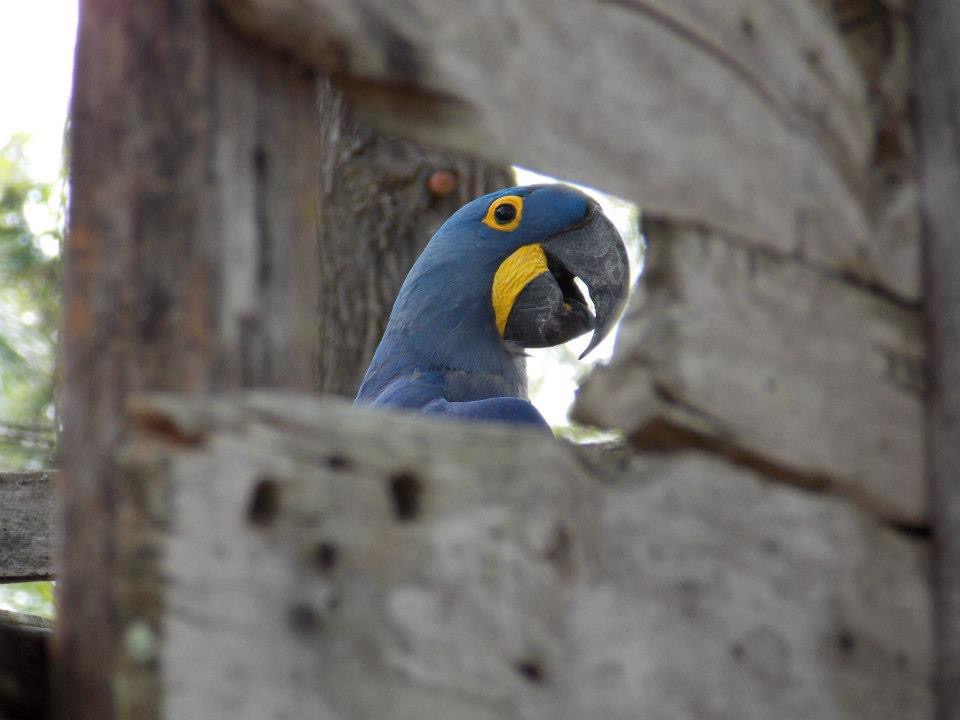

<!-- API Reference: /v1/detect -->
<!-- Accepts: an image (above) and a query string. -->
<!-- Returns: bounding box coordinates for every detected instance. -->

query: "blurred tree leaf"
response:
[0,581,55,618]
[0,134,61,470]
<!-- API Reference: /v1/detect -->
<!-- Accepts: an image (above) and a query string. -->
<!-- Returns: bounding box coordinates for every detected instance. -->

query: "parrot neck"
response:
[358,255,528,403]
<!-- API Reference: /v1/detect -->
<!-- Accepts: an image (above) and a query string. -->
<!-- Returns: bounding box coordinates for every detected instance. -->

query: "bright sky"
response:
[0,3,639,430]
[0,1,78,185]
[515,167,642,428]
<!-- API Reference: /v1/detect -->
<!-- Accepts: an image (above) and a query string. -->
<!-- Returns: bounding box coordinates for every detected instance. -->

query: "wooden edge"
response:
[0,608,53,634]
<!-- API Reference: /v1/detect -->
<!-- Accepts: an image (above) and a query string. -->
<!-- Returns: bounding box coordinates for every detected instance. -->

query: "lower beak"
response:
[503,202,629,358]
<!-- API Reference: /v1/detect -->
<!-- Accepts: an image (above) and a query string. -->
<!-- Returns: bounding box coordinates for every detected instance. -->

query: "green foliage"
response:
[0,134,61,470]
[0,134,62,617]
[0,581,55,618]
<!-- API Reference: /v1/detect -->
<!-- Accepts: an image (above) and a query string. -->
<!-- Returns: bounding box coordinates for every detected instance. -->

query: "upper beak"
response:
[503,201,629,358]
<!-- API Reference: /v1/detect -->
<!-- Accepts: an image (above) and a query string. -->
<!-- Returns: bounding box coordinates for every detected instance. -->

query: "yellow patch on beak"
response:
[492,243,549,335]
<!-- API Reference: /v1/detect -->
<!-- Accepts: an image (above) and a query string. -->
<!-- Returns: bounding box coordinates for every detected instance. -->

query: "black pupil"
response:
[494,203,517,224]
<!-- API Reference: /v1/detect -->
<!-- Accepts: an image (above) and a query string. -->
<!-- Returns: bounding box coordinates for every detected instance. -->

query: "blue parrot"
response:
[355,184,629,431]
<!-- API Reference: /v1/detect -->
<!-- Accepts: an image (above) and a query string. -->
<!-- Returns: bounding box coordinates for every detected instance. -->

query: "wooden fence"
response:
[1,0,958,718]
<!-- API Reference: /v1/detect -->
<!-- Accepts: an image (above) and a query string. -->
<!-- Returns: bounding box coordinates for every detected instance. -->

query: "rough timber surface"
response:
[216,0,919,299]
[575,220,926,526]
[117,392,931,720]
[0,472,54,582]
[63,7,323,719]
[914,0,960,714]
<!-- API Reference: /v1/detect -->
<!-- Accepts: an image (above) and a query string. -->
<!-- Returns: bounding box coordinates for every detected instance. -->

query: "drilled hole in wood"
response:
[248,477,280,527]
[389,472,422,522]
[253,145,267,178]
[325,455,350,471]
[836,628,856,655]
[545,522,572,576]
[309,541,339,573]
[288,603,322,635]
[514,657,546,685]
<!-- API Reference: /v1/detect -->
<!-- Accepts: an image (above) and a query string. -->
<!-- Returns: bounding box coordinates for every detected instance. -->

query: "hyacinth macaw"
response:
[355,184,629,431]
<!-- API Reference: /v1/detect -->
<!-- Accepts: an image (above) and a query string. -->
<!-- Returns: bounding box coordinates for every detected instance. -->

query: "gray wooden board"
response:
[117,393,931,720]
[0,472,54,582]
[914,0,960,713]
[214,0,920,300]
[575,220,926,526]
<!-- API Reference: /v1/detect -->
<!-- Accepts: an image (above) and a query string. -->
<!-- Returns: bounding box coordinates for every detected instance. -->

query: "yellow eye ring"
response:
[482,195,524,232]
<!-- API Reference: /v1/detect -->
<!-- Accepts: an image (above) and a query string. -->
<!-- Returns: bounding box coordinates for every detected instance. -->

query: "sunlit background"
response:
[0,1,640,616]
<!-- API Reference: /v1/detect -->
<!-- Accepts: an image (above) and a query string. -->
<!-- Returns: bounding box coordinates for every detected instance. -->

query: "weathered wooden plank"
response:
[116,393,931,720]
[0,472,54,582]
[914,0,960,716]
[575,220,925,526]
[216,0,918,300]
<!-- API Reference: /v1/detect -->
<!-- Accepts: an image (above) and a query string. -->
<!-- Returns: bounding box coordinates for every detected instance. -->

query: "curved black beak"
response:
[503,201,629,358]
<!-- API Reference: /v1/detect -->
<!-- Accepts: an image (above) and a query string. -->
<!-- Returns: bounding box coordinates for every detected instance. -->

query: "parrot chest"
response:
[442,364,528,402]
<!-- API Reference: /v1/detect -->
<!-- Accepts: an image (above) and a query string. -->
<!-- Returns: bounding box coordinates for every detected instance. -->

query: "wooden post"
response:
[61,4,322,717]
[914,2,960,717]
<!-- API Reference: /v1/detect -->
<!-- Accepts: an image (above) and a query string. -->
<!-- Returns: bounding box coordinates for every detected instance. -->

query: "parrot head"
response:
[359,183,630,403]
[407,183,628,355]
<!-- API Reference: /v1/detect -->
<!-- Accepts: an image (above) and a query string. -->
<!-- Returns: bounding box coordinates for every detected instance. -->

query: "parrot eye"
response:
[483,195,524,232]
[494,204,516,224]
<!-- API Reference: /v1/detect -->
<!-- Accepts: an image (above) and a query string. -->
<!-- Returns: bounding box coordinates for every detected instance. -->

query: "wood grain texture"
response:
[817,0,920,300]
[217,0,918,299]
[914,0,960,716]
[63,6,322,718]
[116,392,931,720]
[0,472,54,582]
[575,220,926,526]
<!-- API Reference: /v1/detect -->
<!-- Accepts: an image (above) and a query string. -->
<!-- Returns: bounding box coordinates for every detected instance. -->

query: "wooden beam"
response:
[114,393,931,720]
[914,1,960,717]
[217,0,918,301]
[0,472,54,582]
[576,219,926,526]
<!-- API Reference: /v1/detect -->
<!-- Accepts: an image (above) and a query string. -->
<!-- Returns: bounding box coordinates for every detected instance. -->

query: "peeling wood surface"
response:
[117,393,931,720]
[0,472,54,582]
[218,0,917,299]
[914,0,960,716]
[575,220,925,526]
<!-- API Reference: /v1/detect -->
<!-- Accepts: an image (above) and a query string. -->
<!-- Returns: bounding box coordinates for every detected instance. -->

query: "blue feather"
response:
[356,184,592,431]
